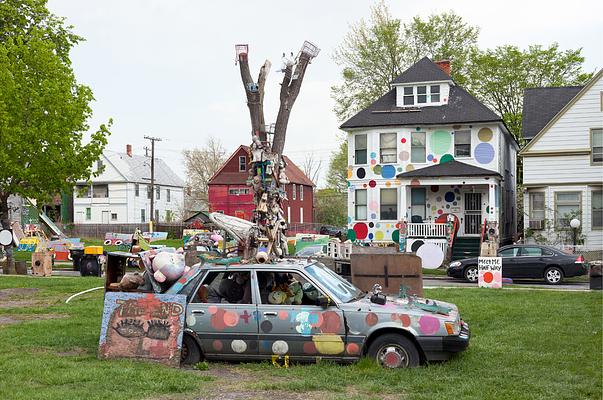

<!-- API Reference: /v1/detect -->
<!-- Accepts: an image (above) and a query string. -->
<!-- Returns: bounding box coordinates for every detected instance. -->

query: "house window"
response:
[411,188,426,222]
[529,192,545,230]
[141,209,146,223]
[76,185,92,198]
[430,85,440,102]
[380,189,397,220]
[354,134,367,164]
[417,86,427,104]
[85,207,91,221]
[97,159,104,172]
[355,189,367,220]
[92,184,109,198]
[165,210,173,222]
[135,183,139,197]
[156,186,160,200]
[555,191,581,228]
[592,128,603,164]
[239,156,247,172]
[411,132,426,163]
[167,189,170,202]
[300,185,304,201]
[454,130,471,157]
[229,188,238,195]
[593,190,602,229]
[380,133,397,164]
[403,87,414,105]
[111,213,117,221]
[292,184,297,200]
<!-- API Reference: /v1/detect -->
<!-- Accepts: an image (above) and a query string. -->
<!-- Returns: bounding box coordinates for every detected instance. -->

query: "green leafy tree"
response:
[326,140,348,193]
[332,3,479,121]
[466,44,592,141]
[315,188,346,226]
[0,0,110,269]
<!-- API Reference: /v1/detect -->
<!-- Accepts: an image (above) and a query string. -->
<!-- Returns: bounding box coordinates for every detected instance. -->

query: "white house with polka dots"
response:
[340,57,519,255]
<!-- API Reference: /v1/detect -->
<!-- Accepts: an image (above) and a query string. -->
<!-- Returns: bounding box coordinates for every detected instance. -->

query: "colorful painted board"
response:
[103,233,133,246]
[398,220,407,252]
[98,292,186,366]
[478,257,502,289]
[143,232,169,242]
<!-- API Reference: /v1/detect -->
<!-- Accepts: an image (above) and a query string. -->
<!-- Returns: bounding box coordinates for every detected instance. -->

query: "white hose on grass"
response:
[65,286,104,303]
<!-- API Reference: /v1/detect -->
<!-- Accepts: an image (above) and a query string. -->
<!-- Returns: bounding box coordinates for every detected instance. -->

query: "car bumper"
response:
[416,321,471,361]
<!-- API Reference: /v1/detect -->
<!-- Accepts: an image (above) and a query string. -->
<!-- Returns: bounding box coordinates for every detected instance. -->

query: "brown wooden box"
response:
[351,249,423,296]
[32,252,53,277]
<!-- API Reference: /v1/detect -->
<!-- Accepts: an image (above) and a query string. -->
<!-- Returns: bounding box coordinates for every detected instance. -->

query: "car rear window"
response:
[521,247,542,256]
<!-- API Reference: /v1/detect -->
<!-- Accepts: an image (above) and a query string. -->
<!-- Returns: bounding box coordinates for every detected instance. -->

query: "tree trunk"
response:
[238,54,271,142]
[0,192,15,274]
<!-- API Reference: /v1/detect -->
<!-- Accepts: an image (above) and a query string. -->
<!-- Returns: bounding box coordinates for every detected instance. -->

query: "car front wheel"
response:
[367,333,420,368]
[464,266,478,283]
[544,267,563,285]
[181,334,202,365]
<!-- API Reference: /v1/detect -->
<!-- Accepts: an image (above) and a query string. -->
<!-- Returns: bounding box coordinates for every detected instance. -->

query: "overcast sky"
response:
[48,0,603,186]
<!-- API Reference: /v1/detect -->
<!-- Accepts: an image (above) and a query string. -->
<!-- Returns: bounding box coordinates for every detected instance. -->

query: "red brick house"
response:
[208,145,315,223]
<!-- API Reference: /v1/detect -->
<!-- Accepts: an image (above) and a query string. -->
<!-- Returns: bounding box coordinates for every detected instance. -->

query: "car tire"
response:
[181,334,202,365]
[367,333,420,368]
[544,266,563,285]
[464,266,478,283]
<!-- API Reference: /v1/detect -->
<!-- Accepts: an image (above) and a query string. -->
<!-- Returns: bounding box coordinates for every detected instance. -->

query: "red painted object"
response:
[208,146,315,223]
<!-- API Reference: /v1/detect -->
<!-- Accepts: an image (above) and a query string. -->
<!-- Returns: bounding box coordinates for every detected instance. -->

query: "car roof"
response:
[499,244,564,253]
[200,259,315,270]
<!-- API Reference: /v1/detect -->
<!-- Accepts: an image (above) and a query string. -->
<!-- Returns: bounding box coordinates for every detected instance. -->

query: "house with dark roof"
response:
[73,147,185,224]
[341,57,519,256]
[208,145,315,223]
[519,69,603,248]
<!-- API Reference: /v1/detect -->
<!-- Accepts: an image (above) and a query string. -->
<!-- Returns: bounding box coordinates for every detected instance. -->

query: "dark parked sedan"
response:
[447,244,588,285]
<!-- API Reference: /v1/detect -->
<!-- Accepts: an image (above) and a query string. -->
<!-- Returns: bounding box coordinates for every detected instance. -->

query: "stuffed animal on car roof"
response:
[152,251,188,283]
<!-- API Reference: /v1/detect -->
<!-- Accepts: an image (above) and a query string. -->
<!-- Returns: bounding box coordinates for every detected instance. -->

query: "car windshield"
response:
[305,262,364,303]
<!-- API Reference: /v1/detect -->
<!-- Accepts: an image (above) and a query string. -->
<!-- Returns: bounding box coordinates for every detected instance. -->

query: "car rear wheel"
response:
[367,333,420,368]
[181,334,202,365]
[464,266,478,283]
[544,267,563,285]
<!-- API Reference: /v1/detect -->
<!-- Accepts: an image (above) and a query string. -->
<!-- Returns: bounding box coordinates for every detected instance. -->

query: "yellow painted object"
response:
[84,245,103,255]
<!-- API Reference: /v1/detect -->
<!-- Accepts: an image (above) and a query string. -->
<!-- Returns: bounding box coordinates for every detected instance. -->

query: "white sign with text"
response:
[478,257,503,288]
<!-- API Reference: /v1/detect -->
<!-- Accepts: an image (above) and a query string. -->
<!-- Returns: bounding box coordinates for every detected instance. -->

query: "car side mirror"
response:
[316,295,331,308]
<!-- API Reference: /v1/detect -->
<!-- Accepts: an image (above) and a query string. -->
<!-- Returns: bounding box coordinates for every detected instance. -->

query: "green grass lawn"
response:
[0,276,600,400]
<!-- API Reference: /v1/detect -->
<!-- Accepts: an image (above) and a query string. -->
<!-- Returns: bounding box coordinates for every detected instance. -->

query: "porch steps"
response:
[451,237,481,261]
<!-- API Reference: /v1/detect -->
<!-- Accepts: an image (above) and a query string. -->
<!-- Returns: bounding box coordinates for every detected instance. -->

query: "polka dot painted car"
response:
[169,260,470,368]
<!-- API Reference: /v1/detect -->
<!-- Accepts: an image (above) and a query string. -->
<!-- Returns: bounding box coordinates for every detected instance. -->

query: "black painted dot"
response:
[260,320,273,333]
[356,168,366,179]
[369,222,374,228]
[411,240,424,252]
[248,340,258,350]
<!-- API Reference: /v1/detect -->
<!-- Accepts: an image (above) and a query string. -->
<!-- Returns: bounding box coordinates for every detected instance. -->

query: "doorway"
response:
[464,193,482,235]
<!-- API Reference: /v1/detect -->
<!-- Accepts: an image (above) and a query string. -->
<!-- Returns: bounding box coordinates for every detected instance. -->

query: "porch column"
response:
[488,183,497,222]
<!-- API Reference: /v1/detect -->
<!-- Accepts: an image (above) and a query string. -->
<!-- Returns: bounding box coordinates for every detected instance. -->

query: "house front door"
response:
[464,193,482,235]
[101,211,110,224]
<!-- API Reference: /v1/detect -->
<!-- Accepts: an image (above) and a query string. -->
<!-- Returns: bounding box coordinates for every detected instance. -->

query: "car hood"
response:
[342,294,458,318]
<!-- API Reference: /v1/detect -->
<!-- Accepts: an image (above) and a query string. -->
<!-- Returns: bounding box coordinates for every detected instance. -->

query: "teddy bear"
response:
[151,250,189,283]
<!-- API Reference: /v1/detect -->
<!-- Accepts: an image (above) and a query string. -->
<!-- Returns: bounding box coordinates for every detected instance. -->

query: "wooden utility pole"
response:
[144,136,162,232]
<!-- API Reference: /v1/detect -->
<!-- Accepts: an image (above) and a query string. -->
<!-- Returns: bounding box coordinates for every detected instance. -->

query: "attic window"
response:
[403,87,414,105]
[417,86,427,104]
[430,85,440,102]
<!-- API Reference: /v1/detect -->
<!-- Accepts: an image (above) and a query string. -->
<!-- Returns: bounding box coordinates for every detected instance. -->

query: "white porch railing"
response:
[407,223,448,238]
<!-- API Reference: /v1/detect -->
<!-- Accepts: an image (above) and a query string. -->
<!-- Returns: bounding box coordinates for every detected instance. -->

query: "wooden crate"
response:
[351,250,423,296]
[32,252,53,277]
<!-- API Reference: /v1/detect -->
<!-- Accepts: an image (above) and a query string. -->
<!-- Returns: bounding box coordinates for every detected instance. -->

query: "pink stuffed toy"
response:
[151,250,189,283]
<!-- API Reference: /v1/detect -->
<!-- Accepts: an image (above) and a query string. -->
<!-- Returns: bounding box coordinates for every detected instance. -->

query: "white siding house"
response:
[341,57,519,257]
[73,150,185,224]
[520,69,603,248]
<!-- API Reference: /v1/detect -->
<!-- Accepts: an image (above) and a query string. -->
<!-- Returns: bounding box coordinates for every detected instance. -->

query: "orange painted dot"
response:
[278,311,289,320]
[484,271,494,283]
[346,343,360,355]
[223,310,239,327]
[208,305,218,315]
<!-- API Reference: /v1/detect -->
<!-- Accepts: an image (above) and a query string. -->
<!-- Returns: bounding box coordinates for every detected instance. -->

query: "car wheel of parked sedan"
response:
[181,334,202,365]
[368,334,420,368]
[464,266,478,283]
[544,266,563,285]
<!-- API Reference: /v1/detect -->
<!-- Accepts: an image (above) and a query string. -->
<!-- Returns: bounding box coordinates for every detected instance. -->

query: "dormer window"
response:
[430,85,440,102]
[403,87,414,105]
[417,86,427,104]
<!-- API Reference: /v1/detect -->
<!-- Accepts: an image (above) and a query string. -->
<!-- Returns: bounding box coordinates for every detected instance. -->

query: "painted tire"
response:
[114,240,123,246]
[368,333,420,368]
[181,334,202,365]
[103,239,112,246]
[464,266,478,283]
[544,267,563,285]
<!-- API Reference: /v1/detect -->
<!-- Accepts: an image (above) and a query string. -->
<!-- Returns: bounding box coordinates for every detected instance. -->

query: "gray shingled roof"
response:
[391,57,452,84]
[396,160,501,179]
[107,151,185,187]
[521,86,583,140]
[340,85,501,129]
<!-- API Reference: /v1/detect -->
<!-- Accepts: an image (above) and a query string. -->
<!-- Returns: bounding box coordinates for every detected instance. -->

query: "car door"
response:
[255,269,347,361]
[518,247,546,278]
[185,269,258,359]
[498,246,520,278]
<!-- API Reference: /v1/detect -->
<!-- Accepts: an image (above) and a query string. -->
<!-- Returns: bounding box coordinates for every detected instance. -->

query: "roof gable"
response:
[391,57,452,85]
[521,86,583,140]
[105,151,185,187]
[396,160,500,179]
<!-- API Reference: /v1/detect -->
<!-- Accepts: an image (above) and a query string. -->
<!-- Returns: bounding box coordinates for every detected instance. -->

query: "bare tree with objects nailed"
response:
[235,42,320,262]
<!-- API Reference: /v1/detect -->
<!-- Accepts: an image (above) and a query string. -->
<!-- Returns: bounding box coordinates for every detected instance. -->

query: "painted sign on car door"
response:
[185,269,258,357]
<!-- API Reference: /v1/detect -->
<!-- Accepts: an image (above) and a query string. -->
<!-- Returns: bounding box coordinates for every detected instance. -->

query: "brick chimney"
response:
[126,144,132,157]
[435,60,451,76]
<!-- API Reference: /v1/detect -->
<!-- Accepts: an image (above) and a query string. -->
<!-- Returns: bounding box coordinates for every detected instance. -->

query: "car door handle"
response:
[192,310,205,315]
[263,312,277,317]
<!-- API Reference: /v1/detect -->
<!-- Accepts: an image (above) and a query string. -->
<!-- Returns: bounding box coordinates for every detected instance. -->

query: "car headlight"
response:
[449,261,462,268]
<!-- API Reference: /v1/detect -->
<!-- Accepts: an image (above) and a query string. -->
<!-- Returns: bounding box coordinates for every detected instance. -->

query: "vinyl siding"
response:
[523,155,603,185]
